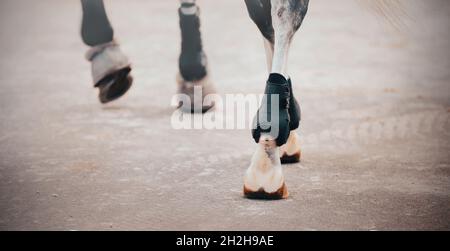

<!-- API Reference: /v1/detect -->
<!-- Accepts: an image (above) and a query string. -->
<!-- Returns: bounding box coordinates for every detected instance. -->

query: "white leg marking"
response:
[263,38,274,73]
[244,135,285,193]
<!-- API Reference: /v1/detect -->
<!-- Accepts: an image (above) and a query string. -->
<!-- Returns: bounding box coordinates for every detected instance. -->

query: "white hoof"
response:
[244,135,288,200]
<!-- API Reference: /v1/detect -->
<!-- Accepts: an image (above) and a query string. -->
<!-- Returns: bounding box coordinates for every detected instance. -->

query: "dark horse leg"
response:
[176,0,215,113]
[80,0,133,104]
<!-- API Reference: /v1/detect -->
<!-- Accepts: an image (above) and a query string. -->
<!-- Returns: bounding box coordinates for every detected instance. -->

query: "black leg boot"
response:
[176,3,215,113]
[252,74,291,147]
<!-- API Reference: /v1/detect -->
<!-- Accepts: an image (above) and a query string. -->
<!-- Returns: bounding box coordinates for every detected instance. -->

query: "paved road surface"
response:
[0,0,449,230]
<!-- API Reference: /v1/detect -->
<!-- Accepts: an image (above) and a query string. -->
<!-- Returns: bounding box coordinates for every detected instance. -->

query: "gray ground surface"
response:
[0,0,449,230]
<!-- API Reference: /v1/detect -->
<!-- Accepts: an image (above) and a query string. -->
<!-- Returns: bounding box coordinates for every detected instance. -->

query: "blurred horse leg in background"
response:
[81,0,133,104]
[176,0,216,113]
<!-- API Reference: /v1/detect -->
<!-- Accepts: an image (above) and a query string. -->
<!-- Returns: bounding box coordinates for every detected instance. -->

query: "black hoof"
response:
[280,151,301,164]
[243,183,289,200]
[96,67,132,104]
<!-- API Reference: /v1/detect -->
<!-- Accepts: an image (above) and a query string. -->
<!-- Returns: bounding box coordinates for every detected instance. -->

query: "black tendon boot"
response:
[278,77,302,164]
[177,3,215,113]
[178,3,207,81]
[252,74,291,147]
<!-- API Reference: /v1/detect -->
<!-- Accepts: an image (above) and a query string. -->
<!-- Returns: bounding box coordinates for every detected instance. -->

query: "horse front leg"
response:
[263,30,302,164]
[244,0,308,199]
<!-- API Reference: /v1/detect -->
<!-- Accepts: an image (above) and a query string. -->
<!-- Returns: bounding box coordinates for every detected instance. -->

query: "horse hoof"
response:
[280,150,301,164]
[243,183,288,200]
[176,73,216,113]
[97,67,133,104]
[279,131,301,164]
